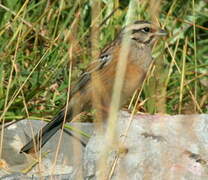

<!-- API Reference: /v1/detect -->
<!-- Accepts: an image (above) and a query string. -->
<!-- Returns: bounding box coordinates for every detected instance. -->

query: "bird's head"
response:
[121,20,167,46]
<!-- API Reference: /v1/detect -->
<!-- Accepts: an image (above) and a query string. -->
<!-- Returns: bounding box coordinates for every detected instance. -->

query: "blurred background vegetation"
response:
[0,0,207,123]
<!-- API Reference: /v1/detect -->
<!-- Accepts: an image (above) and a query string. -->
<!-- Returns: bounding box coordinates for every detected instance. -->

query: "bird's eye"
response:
[141,27,150,33]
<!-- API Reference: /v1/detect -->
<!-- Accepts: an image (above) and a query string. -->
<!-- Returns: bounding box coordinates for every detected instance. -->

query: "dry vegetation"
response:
[0,0,208,177]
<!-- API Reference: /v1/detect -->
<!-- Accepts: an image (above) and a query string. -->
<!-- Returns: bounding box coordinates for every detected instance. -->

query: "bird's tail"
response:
[20,109,72,153]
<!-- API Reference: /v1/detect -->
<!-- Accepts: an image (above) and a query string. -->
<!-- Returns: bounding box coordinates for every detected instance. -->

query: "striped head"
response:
[122,20,167,46]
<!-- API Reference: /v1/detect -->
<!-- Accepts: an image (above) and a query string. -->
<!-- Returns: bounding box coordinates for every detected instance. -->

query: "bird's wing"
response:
[69,48,113,97]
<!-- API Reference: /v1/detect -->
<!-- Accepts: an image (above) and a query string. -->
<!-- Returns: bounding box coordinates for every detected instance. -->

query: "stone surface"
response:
[1,112,208,179]
[0,119,93,179]
[84,112,208,179]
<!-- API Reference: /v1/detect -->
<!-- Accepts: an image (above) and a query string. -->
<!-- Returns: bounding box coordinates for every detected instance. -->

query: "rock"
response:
[0,119,93,178]
[1,111,208,179]
[84,112,208,179]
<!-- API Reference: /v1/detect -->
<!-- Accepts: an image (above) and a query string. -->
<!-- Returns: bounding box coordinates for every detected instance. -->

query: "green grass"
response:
[0,0,208,124]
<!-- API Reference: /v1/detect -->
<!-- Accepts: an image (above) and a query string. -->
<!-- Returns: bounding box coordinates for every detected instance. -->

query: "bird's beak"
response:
[154,29,168,36]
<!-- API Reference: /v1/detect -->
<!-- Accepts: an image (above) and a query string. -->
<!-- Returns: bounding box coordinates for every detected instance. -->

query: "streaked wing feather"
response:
[70,53,112,97]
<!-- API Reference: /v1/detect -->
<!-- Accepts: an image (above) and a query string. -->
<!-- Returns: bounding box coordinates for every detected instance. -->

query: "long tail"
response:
[20,109,72,153]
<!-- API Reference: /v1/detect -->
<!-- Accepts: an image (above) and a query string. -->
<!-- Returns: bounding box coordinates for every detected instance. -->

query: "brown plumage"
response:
[21,20,167,153]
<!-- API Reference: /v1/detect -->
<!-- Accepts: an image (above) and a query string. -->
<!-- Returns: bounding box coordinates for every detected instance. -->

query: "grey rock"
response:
[1,111,208,179]
[1,119,93,179]
[84,112,208,179]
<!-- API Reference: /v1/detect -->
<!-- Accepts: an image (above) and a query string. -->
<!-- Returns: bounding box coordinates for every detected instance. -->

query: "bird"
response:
[20,20,167,153]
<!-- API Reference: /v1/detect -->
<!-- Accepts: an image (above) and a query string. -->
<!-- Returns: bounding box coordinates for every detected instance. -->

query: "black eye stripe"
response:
[132,27,151,34]
[132,29,141,34]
